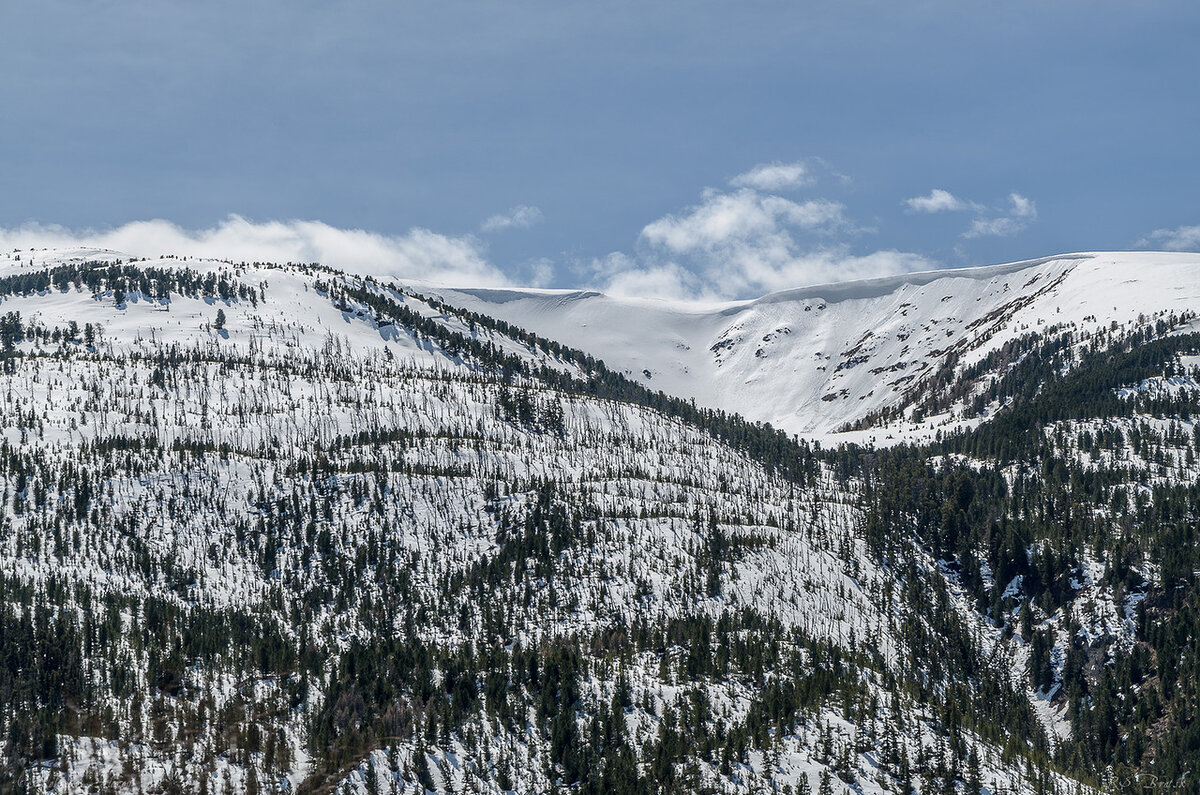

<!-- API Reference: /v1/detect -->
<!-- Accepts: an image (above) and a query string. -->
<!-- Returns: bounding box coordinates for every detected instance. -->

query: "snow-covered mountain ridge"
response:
[440,252,1200,441]
[7,248,1194,447]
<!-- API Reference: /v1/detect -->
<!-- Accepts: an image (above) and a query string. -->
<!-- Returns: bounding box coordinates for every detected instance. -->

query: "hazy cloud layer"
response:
[1137,223,1200,252]
[480,205,544,233]
[0,216,512,287]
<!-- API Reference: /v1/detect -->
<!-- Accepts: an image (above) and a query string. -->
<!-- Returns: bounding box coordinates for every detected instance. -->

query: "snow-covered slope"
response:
[8,246,1195,793]
[0,249,1075,794]
[439,252,1200,440]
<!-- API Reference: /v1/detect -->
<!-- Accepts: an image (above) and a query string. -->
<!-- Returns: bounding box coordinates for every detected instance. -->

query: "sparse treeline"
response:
[0,260,260,305]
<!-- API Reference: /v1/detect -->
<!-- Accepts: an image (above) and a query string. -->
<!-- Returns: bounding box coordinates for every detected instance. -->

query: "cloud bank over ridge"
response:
[0,217,511,288]
[590,162,938,300]
[2,162,1060,302]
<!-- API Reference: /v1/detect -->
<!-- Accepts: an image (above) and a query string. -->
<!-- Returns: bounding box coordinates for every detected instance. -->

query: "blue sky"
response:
[2,1,1198,298]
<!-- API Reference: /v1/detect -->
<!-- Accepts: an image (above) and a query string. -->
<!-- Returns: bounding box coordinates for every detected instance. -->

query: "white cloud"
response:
[597,247,933,302]
[729,161,813,191]
[904,189,976,214]
[480,205,544,233]
[641,188,846,253]
[1008,192,1036,219]
[582,182,933,301]
[963,193,1037,238]
[964,217,1023,238]
[4,164,1036,303]
[523,257,556,288]
[0,216,511,287]
[601,261,703,301]
[1138,223,1200,251]
[905,188,1037,238]
[632,188,855,299]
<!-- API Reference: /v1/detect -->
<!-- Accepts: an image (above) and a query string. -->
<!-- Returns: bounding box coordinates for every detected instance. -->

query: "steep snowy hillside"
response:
[440,252,1200,441]
[8,246,1200,793]
[0,251,1091,794]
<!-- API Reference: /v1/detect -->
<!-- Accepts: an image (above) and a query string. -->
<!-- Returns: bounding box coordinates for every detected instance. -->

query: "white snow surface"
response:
[436,252,1200,441]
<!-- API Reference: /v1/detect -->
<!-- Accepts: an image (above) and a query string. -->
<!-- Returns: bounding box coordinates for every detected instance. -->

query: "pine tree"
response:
[966,747,983,795]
